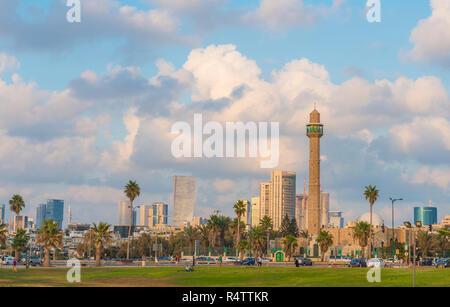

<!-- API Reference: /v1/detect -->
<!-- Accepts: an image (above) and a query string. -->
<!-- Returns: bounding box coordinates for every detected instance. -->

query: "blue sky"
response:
[0,0,449,227]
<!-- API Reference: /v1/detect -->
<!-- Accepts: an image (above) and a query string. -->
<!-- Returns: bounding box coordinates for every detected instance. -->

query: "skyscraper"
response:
[118,200,136,226]
[296,194,307,230]
[46,199,64,229]
[151,202,169,227]
[173,176,196,227]
[259,182,271,218]
[239,200,251,227]
[320,192,329,228]
[36,203,47,229]
[306,107,323,236]
[0,204,5,224]
[270,170,296,230]
[328,211,344,228]
[251,197,261,227]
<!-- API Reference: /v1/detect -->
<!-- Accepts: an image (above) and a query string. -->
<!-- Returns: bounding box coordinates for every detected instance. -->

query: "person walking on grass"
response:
[258,257,262,267]
[13,259,17,272]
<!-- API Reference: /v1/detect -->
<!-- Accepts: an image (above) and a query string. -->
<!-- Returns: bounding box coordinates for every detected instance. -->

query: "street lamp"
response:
[389,197,403,258]
[404,220,420,288]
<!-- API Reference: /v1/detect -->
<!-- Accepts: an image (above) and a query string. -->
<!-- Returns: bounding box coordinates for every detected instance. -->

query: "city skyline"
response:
[0,1,449,228]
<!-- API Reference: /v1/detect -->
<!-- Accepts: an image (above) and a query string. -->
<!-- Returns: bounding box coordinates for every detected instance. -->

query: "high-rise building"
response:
[190,217,207,227]
[173,176,196,227]
[36,203,47,229]
[13,215,28,232]
[45,199,64,229]
[414,204,437,226]
[270,170,296,230]
[0,204,5,224]
[320,192,329,228]
[151,202,169,227]
[259,182,271,218]
[251,197,261,227]
[118,200,136,226]
[306,108,323,236]
[328,211,344,228]
[239,200,251,226]
[296,194,307,230]
[139,204,151,227]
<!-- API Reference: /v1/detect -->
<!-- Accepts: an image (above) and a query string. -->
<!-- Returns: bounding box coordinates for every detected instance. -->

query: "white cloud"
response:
[409,167,450,190]
[408,0,450,66]
[244,0,345,31]
[0,53,20,74]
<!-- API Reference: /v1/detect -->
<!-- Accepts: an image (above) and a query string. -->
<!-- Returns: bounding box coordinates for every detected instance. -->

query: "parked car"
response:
[348,258,367,268]
[224,257,239,263]
[241,257,256,265]
[2,256,14,265]
[367,258,386,268]
[328,255,352,264]
[156,256,173,262]
[261,258,272,262]
[196,256,215,263]
[420,258,433,266]
[296,257,313,266]
[435,258,449,268]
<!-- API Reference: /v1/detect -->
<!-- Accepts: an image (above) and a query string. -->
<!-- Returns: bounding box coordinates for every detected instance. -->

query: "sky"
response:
[0,0,449,228]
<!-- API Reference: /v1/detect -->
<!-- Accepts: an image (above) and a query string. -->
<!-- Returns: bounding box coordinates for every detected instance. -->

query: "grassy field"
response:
[0,267,448,287]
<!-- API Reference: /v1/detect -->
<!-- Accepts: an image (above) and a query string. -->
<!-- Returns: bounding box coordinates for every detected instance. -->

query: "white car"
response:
[367,258,386,268]
[224,257,239,263]
[2,256,14,265]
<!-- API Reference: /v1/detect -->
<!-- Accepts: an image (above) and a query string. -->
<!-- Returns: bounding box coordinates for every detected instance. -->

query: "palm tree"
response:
[436,228,450,257]
[0,224,8,250]
[9,194,25,225]
[233,200,246,256]
[91,222,113,267]
[124,180,140,260]
[282,235,298,261]
[353,221,371,258]
[183,226,198,255]
[11,229,29,262]
[260,215,273,256]
[37,219,63,267]
[416,231,436,258]
[250,226,265,257]
[197,225,209,252]
[316,230,333,262]
[206,217,218,249]
[364,185,379,257]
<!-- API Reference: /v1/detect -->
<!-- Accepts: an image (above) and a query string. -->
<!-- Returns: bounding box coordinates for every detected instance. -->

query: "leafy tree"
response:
[0,224,7,250]
[183,226,199,255]
[197,225,210,252]
[260,215,273,255]
[91,222,113,266]
[353,221,371,258]
[363,185,379,257]
[249,226,265,257]
[436,228,450,257]
[134,233,153,258]
[124,180,140,260]
[416,231,436,257]
[282,235,298,261]
[12,229,29,261]
[37,219,63,267]
[289,218,300,237]
[280,214,291,237]
[316,230,333,261]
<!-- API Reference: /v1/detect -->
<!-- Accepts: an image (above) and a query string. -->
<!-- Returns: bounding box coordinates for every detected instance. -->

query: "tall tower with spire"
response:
[306,107,323,236]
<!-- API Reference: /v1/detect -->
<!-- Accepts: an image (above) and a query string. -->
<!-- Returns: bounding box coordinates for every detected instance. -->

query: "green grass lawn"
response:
[0,267,448,287]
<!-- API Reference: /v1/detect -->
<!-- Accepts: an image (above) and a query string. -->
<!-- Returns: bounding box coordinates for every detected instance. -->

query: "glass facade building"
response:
[173,176,196,227]
[46,199,64,229]
[35,203,47,229]
[0,204,5,224]
[414,207,437,226]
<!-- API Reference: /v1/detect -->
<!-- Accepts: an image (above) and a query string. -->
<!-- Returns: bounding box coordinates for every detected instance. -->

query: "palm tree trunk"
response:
[127,199,133,260]
[266,232,270,257]
[96,246,101,267]
[15,249,19,262]
[369,203,373,258]
[236,217,240,257]
[44,247,51,267]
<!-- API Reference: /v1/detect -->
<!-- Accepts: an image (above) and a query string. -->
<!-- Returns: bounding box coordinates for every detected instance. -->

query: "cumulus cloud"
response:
[408,0,450,66]
[1,43,449,224]
[244,0,346,31]
[408,167,450,190]
[0,53,20,74]
[0,0,190,53]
